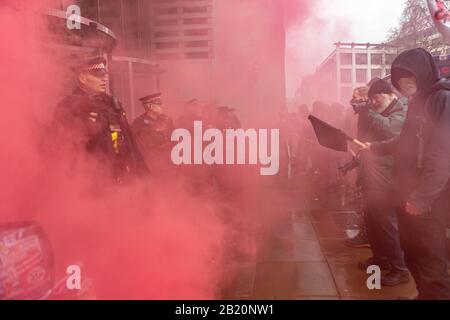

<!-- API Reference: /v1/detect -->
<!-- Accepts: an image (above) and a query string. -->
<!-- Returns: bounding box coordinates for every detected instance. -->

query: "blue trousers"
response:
[364,203,407,271]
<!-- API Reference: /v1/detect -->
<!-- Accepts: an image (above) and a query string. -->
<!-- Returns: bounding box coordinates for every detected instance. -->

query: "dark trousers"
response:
[397,193,450,299]
[364,203,407,271]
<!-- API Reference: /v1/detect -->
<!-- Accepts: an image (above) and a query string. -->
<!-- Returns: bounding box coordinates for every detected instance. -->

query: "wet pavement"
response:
[222,181,418,300]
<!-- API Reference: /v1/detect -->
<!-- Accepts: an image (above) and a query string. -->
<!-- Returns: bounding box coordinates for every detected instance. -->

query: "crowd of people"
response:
[49,54,250,276]
[283,48,450,299]
[52,55,245,194]
[50,47,449,300]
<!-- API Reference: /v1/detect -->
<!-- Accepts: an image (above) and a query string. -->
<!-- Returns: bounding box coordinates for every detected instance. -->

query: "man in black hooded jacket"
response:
[366,48,450,299]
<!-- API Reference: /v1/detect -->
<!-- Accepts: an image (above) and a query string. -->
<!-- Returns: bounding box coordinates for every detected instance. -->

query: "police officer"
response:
[53,55,148,184]
[175,98,203,132]
[131,93,174,175]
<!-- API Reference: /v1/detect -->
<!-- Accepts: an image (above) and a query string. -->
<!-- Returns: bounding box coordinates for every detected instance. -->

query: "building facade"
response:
[149,0,214,60]
[301,43,399,106]
[53,0,287,126]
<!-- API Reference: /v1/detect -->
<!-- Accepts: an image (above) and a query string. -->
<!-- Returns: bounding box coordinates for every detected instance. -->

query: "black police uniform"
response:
[53,87,149,183]
[131,113,174,153]
[131,92,174,179]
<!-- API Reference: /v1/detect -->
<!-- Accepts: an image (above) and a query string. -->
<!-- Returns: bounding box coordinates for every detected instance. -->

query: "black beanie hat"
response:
[368,79,393,99]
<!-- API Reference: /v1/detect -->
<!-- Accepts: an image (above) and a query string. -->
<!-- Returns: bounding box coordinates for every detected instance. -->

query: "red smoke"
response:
[285,0,352,99]
[0,0,311,299]
[283,0,312,28]
[0,1,228,299]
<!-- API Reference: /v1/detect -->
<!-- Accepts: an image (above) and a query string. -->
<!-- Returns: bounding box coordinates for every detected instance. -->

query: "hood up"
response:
[391,48,439,99]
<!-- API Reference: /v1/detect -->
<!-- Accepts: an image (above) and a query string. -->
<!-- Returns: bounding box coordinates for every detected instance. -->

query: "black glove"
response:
[350,99,369,114]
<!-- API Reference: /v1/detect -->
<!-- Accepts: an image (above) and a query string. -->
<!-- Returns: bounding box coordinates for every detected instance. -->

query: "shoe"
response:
[345,232,370,248]
[381,270,410,287]
[358,257,391,271]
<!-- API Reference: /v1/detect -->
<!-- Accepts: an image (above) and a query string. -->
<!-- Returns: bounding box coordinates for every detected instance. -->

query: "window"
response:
[385,54,397,65]
[155,7,178,14]
[340,53,352,65]
[150,0,214,59]
[155,42,180,49]
[185,52,210,59]
[183,18,208,25]
[155,30,179,37]
[356,69,367,83]
[184,40,209,48]
[371,68,382,79]
[155,19,178,26]
[184,29,209,36]
[341,69,352,83]
[183,6,208,14]
[356,53,368,65]
[156,53,180,60]
[371,54,382,65]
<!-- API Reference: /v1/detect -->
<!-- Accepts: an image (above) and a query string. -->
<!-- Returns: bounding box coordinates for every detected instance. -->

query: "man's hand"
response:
[405,201,424,216]
[359,142,371,152]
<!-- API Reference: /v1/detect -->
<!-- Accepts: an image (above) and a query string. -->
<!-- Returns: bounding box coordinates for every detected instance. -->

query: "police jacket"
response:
[53,87,149,182]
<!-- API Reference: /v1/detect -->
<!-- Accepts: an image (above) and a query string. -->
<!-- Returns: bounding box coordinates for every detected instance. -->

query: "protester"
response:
[357,79,409,286]
[344,87,372,248]
[366,48,450,299]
